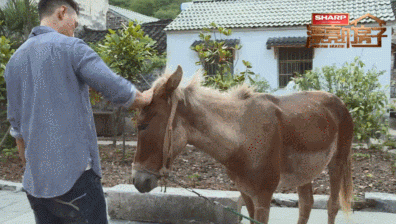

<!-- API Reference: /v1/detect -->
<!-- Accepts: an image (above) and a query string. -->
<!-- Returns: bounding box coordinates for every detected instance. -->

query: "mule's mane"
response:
[152,69,257,107]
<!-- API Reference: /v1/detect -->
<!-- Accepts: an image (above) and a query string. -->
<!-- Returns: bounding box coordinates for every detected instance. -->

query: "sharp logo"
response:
[312,13,349,25]
[315,15,347,21]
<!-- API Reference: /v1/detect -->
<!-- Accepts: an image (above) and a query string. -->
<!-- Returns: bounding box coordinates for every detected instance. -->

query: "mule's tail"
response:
[339,148,353,214]
[338,108,354,215]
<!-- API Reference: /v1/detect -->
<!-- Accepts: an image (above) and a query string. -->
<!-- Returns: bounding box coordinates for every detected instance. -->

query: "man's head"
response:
[38,0,79,37]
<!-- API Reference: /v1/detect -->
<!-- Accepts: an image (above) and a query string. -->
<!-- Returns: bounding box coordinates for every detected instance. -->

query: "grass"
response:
[353,153,371,160]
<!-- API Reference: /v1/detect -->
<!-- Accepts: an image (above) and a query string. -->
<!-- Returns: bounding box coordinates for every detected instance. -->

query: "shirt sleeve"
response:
[70,38,136,108]
[4,63,23,139]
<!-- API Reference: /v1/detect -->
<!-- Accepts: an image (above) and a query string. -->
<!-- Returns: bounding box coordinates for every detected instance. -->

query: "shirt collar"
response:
[28,26,57,39]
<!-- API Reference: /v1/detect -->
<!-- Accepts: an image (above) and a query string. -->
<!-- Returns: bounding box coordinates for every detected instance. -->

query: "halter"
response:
[159,91,179,177]
[132,91,178,180]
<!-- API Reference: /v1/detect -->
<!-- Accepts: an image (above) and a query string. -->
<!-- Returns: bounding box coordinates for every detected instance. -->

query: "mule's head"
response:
[131,65,188,193]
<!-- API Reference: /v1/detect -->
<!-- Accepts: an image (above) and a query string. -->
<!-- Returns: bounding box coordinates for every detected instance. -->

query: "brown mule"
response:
[131,66,354,224]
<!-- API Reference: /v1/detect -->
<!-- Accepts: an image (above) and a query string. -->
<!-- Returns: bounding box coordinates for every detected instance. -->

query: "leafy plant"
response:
[1,147,18,159]
[87,21,166,105]
[0,0,39,42]
[0,35,16,103]
[191,23,270,92]
[94,21,166,84]
[294,57,392,142]
[188,173,201,188]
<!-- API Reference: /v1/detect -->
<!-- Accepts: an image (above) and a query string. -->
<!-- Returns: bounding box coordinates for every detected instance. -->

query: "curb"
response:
[1,180,396,214]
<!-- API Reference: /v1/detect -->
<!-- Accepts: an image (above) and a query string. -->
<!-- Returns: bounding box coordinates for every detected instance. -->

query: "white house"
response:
[164,0,396,98]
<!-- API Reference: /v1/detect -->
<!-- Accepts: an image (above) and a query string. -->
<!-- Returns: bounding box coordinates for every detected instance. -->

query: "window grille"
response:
[278,47,313,88]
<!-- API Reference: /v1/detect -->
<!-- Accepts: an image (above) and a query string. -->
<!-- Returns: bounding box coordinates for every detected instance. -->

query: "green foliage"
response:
[111,0,191,19]
[88,22,166,104]
[0,35,16,102]
[0,0,39,43]
[93,21,166,84]
[187,173,201,187]
[191,23,270,92]
[294,57,391,142]
[242,60,271,93]
[1,147,18,159]
[383,139,396,148]
[0,130,17,156]
[353,153,371,160]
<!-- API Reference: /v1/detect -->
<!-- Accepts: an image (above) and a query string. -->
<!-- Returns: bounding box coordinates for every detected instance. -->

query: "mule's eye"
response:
[138,123,149,131]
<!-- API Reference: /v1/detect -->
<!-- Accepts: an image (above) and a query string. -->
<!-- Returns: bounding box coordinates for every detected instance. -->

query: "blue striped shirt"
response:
[5,26,137,198]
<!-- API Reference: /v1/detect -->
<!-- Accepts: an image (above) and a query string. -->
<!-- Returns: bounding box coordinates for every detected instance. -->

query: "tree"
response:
[0,0,39,44]
[111,0,192,20]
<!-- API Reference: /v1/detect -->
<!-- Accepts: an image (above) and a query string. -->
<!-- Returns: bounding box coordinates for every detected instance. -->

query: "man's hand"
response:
[130,89,153,110]
[15,138,26,166]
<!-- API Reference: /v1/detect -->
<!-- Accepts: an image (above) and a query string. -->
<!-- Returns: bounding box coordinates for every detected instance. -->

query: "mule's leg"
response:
[327,158,342,224]
[252,191,274,224]
[240,192,255,224]
[297,182,314,224]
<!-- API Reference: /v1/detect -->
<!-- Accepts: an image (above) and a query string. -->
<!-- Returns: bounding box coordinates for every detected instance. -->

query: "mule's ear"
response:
[165,65,183,94]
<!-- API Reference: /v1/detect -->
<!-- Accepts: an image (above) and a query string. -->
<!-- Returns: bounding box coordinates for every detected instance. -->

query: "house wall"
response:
[75,0,109,31]
[166,24,393,98]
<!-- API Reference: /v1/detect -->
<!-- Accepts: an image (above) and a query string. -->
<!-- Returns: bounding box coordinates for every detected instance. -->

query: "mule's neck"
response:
[176,88,244,164]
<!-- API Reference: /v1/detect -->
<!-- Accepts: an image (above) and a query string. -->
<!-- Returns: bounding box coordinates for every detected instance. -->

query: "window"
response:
[278,47,313,88]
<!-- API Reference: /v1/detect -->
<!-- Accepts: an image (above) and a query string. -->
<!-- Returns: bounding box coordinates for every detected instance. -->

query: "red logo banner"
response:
[312,13,349,25]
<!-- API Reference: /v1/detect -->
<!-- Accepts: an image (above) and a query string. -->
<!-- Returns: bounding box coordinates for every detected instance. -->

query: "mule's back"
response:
[263,91,353,188]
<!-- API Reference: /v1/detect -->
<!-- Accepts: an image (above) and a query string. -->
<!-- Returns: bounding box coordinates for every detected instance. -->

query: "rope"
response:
[166,176,264,224]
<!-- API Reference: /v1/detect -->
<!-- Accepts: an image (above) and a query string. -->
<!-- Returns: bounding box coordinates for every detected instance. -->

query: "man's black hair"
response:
[38,0,79,20]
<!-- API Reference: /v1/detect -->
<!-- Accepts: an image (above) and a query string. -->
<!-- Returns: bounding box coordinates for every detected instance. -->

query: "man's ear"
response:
[165,65,183,95]
[57,6,67,20]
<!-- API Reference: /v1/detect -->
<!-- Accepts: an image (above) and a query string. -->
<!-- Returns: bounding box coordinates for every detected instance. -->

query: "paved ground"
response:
[1,189,396,224]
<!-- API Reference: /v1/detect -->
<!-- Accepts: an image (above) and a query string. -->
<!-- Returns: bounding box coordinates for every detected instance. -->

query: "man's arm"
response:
[71,39,138,109]
[15,137,26,165]
[4,64,26,164]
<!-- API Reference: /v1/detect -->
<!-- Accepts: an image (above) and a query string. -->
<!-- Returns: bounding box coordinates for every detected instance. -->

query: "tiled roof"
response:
[191,39,240,47]
[165,0,396,31]
[266,37,307,49]
[109,5,159,24]
[76,19,172,54]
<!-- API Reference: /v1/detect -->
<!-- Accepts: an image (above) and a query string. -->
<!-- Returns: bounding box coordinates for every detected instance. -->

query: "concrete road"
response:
[1,190,396,224]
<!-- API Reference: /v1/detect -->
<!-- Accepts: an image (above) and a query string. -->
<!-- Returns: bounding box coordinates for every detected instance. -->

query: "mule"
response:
[131,66,354,224]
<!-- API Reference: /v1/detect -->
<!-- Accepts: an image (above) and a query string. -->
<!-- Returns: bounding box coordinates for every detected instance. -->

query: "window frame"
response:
[277,47,314,88]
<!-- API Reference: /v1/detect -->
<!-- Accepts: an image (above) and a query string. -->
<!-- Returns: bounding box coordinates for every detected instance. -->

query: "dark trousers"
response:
[26,169,108,224]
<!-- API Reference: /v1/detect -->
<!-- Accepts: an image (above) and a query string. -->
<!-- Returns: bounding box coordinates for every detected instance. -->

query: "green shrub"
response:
[294,57,391,142]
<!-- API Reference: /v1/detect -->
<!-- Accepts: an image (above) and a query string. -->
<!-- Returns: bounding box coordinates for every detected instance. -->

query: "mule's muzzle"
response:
[131,169,158,193]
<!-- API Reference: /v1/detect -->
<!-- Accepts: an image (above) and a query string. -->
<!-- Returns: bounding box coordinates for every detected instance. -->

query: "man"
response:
[4,0,152,223]
[285,72,300,92]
